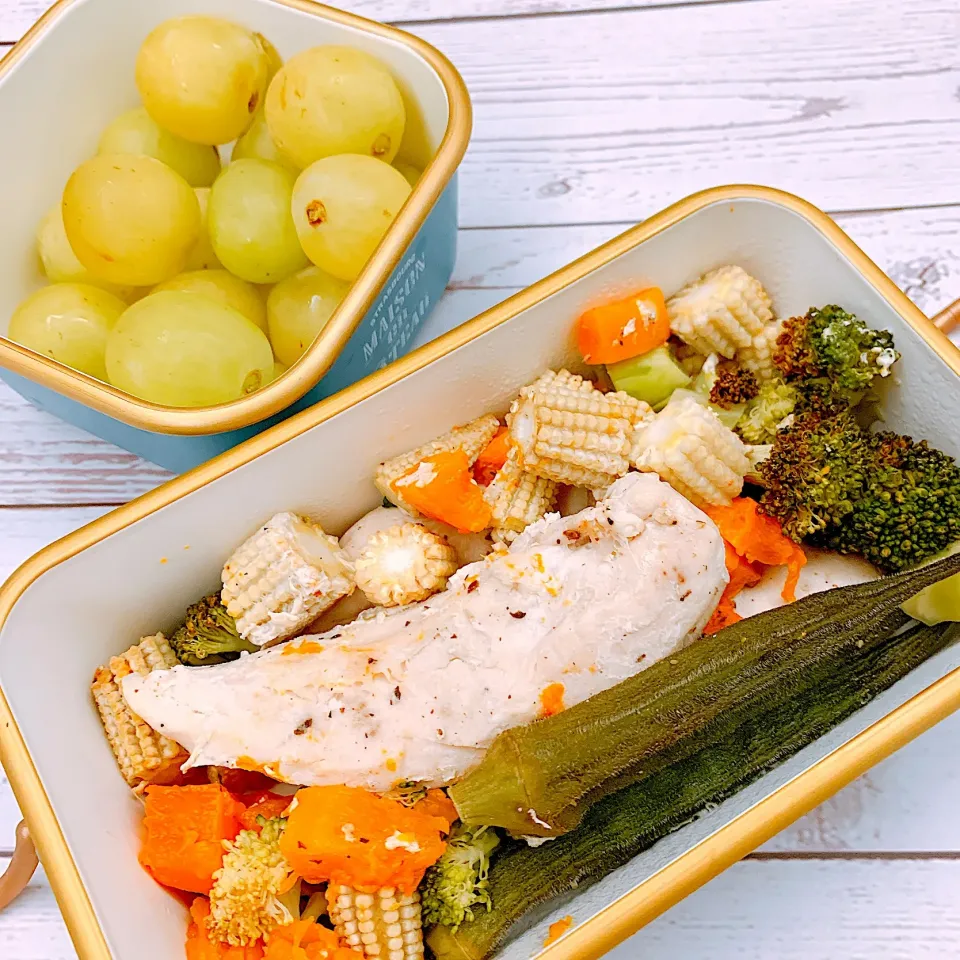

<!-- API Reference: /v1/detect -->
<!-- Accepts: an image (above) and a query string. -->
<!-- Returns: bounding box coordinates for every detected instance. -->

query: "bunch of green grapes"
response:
[8,15,425,409]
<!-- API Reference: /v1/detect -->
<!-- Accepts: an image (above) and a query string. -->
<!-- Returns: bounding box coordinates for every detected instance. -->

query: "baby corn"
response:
[667,265,774,359]
[354,523,459,606]
[508,369,650,489]
[632,396,751,506]
[738,318,783,381]
[484,449,559,542]
[92,633,186,788]
[329,885,425,960]
[222,512,354,648]
[376,416,501,512]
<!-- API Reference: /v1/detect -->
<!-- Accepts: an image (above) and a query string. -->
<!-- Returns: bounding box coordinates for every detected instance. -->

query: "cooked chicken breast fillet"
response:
[122,474,727,791]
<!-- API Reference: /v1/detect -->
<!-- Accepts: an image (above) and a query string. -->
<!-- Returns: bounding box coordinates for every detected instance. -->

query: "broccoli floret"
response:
[823,433,960,572]
[774,305,899,392]
[421,824,500,931]
[709,365,759,409]
[736,380,799,444]
[170,594,257,666]
[208,816,296,945]
[758,412,875,540]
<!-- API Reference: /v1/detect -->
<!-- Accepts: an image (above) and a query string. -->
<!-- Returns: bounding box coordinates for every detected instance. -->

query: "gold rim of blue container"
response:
[2,185,960,959]
[0,0,473,436]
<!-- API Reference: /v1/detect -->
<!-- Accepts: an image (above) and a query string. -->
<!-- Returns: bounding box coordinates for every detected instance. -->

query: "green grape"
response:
[232,110,299,173]
[393,162,421,187]
[135,16,270,145]
[35,205,138,300]
[62,154,200,286]
[291,154,411,282]
[105,290,273,407]
[266,266,350,366]
[208,159,307,284]
[184,187,222,271]
[8,283,126,380]
[97,107,221,187]
[152,269,267,332]
[265,46,405,168]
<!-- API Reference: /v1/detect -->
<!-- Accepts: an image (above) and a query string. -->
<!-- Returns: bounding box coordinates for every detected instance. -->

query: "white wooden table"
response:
[3,0,960,956]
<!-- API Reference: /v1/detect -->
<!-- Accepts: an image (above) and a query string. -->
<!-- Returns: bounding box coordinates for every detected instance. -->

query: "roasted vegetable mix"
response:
[88,259,960,960]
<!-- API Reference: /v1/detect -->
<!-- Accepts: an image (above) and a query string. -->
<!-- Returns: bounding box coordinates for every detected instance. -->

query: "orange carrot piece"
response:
[544,916,574,947]
[704,596,743,635]
[239,794,293,832]
[704,543,763,636]
[186,899,264,960]
[393,450,493,533]
[140,784,245,895]
[279,785,448,893]
[576,287,669,365]
[539,682,566,718]
[414,788,459,830]
[263,920,355,960]
[473,427,511,486]
[705,498,807,603]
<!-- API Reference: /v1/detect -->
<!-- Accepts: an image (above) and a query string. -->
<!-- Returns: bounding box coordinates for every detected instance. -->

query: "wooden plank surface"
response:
[6,858,960,960]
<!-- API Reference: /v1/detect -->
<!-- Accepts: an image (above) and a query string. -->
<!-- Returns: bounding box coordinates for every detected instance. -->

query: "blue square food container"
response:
[0,0,471,472]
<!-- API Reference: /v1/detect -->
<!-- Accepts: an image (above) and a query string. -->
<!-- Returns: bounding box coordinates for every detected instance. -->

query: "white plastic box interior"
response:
[2,195,960,959]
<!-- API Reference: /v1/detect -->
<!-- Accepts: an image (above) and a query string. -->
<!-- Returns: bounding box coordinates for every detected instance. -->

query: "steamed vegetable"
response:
[420,824,501,930]
[472,427,510,486]
[448,552,960,837]
[171,594,257,665]
[208,817,296,945]
[393,450,494,533]
[186,898,265,960]
[576,287,669,365]
[605,344,691,408]
[139,784,245,894]
[262,920,355,960]
[430,618,959,959]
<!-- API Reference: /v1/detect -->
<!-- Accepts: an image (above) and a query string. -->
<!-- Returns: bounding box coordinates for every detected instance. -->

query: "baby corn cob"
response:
[667,265,774,359]
[328,885,425,960]
[738,318,783,381]
[354,523,459,606]
[484,449,560,543]
[632,396,752,507]
[376,416,501,512]
[507,369,650,489]
[92,633,187,788]
[222,512,354,647]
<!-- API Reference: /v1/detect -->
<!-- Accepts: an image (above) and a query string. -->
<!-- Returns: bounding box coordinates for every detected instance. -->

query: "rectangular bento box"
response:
[0,0,470,473]
[3,185,960,960]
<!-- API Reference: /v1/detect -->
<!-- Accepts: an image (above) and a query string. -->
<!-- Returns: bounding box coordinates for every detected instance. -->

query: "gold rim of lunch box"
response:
[0,0,473,436]
[2,184,960,958]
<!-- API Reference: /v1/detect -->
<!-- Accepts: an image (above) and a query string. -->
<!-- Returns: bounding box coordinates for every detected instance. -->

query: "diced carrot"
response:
[544,916,574,948]
[393,450,493,534]
[413,788,459,830]
[279,785,448,893]
[704,596,743,635]
[473,427,511,486]
[140,784,245,895]
[239,794,293,832]
[186,899,264,960]
[704,543,763,636]
[576,288,669,365]
[263,920,355,960]
[539,682,566,718]
[704,498,807,603]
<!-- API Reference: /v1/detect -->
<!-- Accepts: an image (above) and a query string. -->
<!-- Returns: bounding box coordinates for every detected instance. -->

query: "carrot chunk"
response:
[263,920,355,960]
[576,287,669,365]
[279,785,448,893]
[413,788,459,830]
[140,784,245,895]
[473,427,511,486]
[239,794,293,832]
[539,682,566,718]
[186,898,264,960]
[393,450,493,533]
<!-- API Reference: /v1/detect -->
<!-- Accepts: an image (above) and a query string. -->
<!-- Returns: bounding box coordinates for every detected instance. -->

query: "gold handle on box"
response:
[933,298,960,335]
[0,820,38,911]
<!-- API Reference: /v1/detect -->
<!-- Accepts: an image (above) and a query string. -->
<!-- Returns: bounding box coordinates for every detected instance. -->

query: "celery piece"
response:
[902,544,960,625]
[606,345,690,409]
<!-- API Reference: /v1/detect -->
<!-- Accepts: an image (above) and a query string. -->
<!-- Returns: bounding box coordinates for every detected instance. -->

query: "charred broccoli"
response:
[170,594,257,665]
[421,824,500,931]
[736,380,799,444]
[709,365,759,409]
[759,413,960,572]
[823,432,960,572]
[774,304,899,392]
